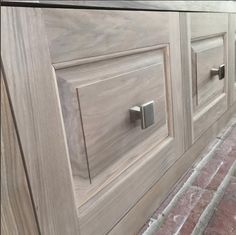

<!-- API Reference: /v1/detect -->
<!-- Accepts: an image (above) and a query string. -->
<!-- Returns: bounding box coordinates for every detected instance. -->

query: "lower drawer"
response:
[43,9,184,235]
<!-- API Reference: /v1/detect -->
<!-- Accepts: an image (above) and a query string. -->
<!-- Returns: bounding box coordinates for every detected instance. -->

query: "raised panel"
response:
[57,46,171,184]
[192,36,224,111]
[76,48,168,179]
[189,13,228,141]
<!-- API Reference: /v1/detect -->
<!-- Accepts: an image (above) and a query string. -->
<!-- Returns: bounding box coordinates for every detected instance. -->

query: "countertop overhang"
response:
[2,1,236,13]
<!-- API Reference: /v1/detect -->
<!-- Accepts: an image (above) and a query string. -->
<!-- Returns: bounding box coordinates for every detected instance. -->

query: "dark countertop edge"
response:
[1,1,236,13]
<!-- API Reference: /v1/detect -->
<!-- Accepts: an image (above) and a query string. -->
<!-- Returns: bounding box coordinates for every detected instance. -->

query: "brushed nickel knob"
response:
[211,64,225,80]
[129,101,155,129]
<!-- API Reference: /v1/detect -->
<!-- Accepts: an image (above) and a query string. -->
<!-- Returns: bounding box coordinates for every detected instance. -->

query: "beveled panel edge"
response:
[53,44,169,70]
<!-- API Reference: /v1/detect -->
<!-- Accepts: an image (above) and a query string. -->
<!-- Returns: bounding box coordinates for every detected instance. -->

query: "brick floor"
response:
[204,177,236,235]
[139,123,236,235]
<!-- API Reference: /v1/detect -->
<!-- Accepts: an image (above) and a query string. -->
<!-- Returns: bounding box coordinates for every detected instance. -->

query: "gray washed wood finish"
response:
[1,7,79,235]
[225,14,235,105]
[77,57,168,179]
[191,36,225,112]
[2,5,236,235]
[58,47,169,180]
[44,9,185,235]
[190,13,228,141]
[1,77,40,235]
[43,9,170,65]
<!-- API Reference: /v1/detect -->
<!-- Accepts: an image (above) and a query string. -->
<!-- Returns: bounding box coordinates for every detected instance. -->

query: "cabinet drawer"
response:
[190,13,228,141]
[192,36,225,111]
[43,9,184,235]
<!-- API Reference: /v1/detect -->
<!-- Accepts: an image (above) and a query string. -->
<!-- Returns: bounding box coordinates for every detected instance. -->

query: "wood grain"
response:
[1,75,39,235]
[179,13,194,149]
[193,94,227,140]
[1,6,234,235]
[1,7,79,235]
[70,12,185,235]
[78,60,168,178]
[59,47,169,180]
[43,9,170,64]
[191,13,228,39]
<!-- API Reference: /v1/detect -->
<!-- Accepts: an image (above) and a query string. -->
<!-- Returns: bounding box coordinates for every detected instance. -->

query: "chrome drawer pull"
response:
[210,64,225,80]
[129,101,155,129]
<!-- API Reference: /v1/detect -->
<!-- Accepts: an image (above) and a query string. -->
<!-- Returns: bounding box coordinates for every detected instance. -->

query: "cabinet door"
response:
[43,9,184,235]
[182,13,229,142]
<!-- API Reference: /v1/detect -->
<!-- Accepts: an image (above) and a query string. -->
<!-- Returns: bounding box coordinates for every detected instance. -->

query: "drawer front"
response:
[77,49,168,178]
[190,13,228,141]
[192,36,225,111]
[43,10,184,235]
[56,46,171,182]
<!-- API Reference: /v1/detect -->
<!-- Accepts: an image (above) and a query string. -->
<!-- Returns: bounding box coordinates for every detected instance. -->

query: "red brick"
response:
[152,170,194,220]
[178,190,214,235]
[204,177,236,235]
[192,157,224,189]
[139,126,236,235]
[192,152,235,191]
[207,157,235,191]
[154,187,203,235]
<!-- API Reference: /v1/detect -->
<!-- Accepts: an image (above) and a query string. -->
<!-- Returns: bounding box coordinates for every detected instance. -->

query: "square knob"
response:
[129,101,155,129]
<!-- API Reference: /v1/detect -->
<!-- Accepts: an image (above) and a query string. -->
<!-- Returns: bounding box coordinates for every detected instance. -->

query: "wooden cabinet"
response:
[42,9,184,235]
[181,13,229,143]
[1,5,236,235]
